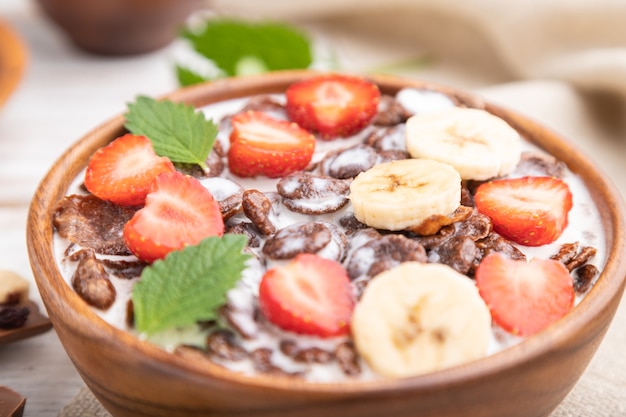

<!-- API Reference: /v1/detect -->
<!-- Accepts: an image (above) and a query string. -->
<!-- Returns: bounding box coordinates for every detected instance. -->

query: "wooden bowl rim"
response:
[27,70,626,395]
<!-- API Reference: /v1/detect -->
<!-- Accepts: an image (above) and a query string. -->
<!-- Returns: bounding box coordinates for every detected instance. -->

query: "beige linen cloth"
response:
[211,0,626,96]
[59,1,626,416]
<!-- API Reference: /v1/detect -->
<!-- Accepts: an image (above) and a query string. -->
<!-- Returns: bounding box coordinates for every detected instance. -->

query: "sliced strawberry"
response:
[475,252,575,336]
[258,253,355,337]
[474,176,573,246]
[123,171,224,263]
[84,134,175,206]
[285,74,381,139]
[227,111,315,178]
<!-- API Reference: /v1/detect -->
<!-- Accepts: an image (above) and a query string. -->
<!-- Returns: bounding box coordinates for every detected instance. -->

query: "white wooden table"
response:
[0,1,182,414]
[1,1,625,416]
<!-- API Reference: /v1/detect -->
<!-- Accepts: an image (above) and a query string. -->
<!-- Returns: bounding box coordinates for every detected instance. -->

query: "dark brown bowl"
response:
[35,0,202,55]
[27,71,626,417]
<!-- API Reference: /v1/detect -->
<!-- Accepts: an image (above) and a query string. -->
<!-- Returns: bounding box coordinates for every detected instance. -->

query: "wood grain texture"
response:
[26,71,626,417]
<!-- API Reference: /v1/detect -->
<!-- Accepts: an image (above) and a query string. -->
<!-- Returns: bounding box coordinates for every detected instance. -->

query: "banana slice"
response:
[352,262,491,377]
[405,107,521,180]
[349,159,461,231]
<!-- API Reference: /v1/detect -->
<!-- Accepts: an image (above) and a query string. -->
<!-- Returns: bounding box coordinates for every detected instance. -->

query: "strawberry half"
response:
[258,253,355,337]
[227,111,315,178]
[84,134,175,206]
[123,171,224,263]
[474,176,573,246]
[475,252,575,336]
[285,74,381,139]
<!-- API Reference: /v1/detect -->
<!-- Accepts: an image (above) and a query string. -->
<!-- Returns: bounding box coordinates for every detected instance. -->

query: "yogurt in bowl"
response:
[28,71,626,417]
[52,73,605,382]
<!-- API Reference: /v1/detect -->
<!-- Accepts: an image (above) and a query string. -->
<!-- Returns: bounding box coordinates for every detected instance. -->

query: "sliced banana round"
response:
[405,107,522,180]
[352,262,491,378]
[349,159,461,231]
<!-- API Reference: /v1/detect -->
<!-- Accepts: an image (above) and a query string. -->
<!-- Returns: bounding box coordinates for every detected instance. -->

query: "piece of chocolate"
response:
[0,306,29,329]
[0,386,26,417]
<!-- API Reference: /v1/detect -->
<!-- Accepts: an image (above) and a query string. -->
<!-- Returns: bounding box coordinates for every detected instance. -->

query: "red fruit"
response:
[285,74,380,139]
[475,252,575,336]
[258,253,355,337]
[474,176,573,246]
[123,171,224,263]
[84,134,175,206]
[227,111,315,178]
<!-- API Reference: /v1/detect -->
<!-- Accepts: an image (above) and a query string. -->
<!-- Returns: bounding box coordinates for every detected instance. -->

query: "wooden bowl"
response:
[35,0,202,55]
[27,71,626,417]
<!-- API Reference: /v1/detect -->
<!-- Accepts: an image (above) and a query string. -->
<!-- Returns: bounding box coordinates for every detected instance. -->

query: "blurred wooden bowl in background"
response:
[35,0,203,55]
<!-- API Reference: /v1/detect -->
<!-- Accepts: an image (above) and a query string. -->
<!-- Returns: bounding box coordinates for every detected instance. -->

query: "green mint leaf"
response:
[132,235,251,336]
[235,56,269,76]
[181,19,312,79]
[124,96,218,170]
[175,64,210,87]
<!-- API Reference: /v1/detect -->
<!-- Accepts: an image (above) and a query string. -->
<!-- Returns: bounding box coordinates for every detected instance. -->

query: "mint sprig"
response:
[124,96,218,171]
[175,65,209,87]
[132,235,251,336]
[177,19,312,85]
